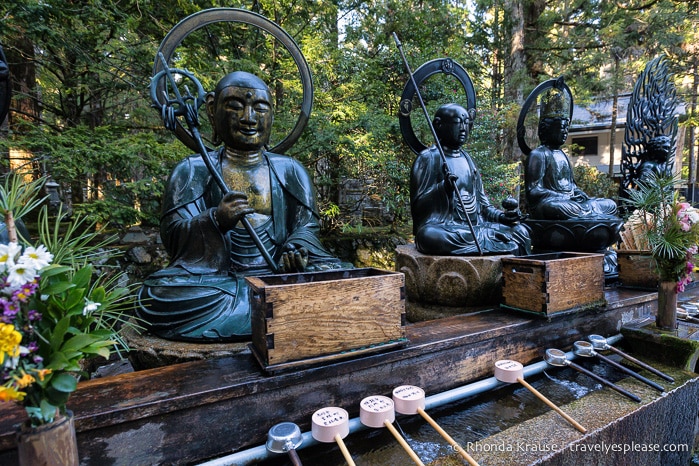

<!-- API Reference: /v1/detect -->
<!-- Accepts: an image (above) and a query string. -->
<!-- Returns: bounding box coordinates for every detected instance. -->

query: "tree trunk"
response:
[501,0,525,161]
[690,56,698,204]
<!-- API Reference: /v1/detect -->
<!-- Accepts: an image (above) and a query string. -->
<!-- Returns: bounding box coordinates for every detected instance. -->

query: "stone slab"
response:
[122,323,249,370]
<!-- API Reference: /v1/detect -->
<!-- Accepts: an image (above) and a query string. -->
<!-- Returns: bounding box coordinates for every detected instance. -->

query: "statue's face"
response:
[214,85,273,151]
[648,137,671,160]
[541,117,569,148]
[436,108,470,150]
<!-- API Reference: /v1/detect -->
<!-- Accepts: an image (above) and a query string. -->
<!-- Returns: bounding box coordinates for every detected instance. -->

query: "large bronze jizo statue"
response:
[137,72,343,342]
[517,77,622,273]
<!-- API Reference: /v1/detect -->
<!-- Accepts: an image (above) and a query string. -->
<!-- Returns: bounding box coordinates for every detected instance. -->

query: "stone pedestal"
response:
[395,244,511,319]
[122,323,250,370]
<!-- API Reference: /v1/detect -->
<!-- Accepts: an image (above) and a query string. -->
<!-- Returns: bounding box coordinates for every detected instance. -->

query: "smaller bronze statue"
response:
[525,87,618,221]
[517,77,622,275]
[410,103,531,256]
[137,71,344,342]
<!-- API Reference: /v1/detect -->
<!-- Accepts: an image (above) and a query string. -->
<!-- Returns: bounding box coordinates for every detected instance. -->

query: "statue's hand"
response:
[278,245,309,273]
[443,171,459,195]
[216,191,255,232]
[571,189,590,202]
[500,209,522,226]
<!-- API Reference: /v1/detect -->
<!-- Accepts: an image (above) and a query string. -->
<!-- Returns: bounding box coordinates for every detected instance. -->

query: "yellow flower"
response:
[32,368,52,381]
[0,385,26,402]
[12,369,35,389]
[0,323,21,357]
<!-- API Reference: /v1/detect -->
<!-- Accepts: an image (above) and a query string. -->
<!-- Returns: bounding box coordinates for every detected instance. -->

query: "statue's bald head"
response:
[215,72,270,97]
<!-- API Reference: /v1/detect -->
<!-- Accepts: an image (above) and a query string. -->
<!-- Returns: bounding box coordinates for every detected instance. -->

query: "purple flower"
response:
[12,281,38,303]
[27,310,41,321]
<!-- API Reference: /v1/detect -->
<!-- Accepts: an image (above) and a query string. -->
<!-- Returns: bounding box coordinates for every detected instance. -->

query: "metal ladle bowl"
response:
[266,422,303,454]
[587,334,609,350]
[573,340,595,357]
[545,348,568,366]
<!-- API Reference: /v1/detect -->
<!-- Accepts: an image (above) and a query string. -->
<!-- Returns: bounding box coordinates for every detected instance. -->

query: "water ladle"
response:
[677,307,699,324]
[266,422,303,466]
[574,341,664,392]
[311,407,356,466]
[587,334,674,383]
[544,348,641,402]
[493,360,586,433]
[392,385,480,465]
[359,395,425,466]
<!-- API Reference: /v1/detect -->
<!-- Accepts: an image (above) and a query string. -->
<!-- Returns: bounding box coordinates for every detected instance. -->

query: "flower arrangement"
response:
[0,175,135,427]
[622,173,699,292]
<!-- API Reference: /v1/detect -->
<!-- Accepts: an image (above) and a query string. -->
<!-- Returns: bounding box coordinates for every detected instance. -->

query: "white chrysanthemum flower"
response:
[83,299,101,316]
[6,262,37,288]
[0,242,22,274]
[18,245,54,271]
[687,207,699,225]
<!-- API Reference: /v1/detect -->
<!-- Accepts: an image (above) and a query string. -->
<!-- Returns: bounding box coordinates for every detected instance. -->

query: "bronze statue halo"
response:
[398,58,476,155]
[516,76,573,156]
[152,8,313,155]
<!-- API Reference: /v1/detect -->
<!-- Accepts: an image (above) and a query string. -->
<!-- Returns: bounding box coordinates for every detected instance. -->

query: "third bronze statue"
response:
[518,77,622,274]
[137,72,344,342]
[525,85,618,221]
[411,103,531,256]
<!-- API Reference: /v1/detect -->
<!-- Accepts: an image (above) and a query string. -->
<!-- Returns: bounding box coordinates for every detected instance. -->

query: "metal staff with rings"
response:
[150,53,278,272]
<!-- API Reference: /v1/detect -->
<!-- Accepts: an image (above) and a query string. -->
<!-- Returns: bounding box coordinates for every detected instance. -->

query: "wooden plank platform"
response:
[0,287,660,465]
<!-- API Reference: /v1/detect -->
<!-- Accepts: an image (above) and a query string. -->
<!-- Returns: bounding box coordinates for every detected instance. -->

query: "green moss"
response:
[621,324,699,371]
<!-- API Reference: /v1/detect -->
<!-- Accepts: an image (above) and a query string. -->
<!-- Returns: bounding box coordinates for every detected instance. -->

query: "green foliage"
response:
[622,174,699,285]
[573,163,618,202]
[1,0,698,236]
[469,107,522,204]
[0,124,186,227]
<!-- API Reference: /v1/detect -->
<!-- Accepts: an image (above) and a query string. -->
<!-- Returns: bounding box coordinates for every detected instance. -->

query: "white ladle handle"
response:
[383,420,425,466]
[517,377,587,433]
[417,408,480,466]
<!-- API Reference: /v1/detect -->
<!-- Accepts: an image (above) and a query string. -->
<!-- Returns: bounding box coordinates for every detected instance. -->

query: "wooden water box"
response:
[501,252,605,315]
[617,250,658,290]
[247,268,407,372]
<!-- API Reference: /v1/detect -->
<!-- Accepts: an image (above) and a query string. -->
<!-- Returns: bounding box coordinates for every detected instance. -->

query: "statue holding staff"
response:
[138,64,344,342]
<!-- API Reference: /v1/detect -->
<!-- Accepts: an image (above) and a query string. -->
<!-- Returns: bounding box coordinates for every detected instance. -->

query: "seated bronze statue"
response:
[137,72,343,342]
[410,103,530,256]
[525,90,617,221]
